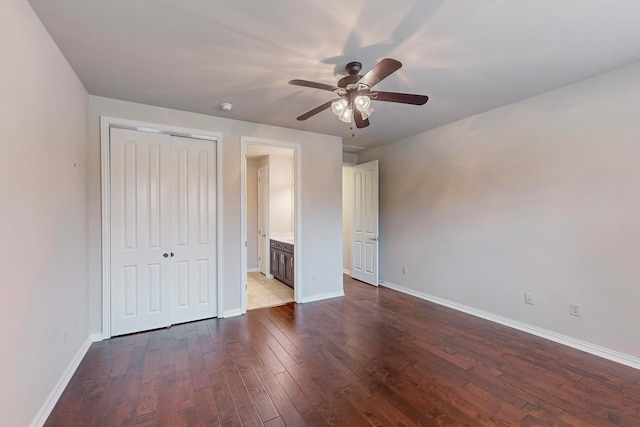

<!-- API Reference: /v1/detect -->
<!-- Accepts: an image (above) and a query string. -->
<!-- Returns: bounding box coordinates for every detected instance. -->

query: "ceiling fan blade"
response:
[296,99,339,121]
[371,91,429,105]
[358,58,402,88]
[289,79,339,92]
[353,108,370,129]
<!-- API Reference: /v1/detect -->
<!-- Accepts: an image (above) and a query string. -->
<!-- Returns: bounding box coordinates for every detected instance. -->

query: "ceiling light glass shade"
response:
[331,98,348,115]
[354,95,371,111]
[360,107,374,120]
[338,107,353,123]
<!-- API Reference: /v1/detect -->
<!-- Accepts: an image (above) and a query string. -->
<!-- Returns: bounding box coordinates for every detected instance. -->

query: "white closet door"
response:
[110,129,217,336]
[110,128,172,336]
[170,136,218,324]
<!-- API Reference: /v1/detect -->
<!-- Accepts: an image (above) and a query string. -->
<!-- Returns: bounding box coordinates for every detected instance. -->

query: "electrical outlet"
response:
[524,292,536,305]
[570,303,581,317]
[401,266,407,275]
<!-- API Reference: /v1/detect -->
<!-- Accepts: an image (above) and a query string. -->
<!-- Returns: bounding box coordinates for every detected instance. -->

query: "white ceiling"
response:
[28,0,640,149]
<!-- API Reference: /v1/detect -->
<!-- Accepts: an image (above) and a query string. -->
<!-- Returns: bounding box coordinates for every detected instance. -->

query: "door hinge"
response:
[245,241,248,247]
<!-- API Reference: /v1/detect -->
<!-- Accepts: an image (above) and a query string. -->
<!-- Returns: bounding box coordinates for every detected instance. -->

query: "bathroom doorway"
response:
[241,138,300,311]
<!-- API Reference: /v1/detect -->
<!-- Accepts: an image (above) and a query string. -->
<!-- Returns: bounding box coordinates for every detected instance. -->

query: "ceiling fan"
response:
[289,58,428,129]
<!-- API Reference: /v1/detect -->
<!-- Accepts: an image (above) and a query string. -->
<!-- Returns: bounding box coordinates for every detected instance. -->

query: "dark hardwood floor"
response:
[46,275,640,426]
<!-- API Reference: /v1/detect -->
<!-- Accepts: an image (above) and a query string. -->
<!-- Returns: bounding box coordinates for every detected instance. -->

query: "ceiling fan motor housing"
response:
[338,61,365,88]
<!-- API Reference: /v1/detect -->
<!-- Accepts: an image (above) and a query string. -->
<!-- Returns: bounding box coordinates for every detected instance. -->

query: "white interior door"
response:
[110,129,217,336]
[351,160,379,285]
[170,136,218,324]
[110,128,172,335]
[258,166,268,275]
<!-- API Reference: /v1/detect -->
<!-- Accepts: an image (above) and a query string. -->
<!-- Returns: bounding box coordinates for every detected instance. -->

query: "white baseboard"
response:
[342,269,351,275]
[247,267,259,273]
[222,309,244,318]
[299,290,345,304]
[379,280,640,371]
[90,333,104,342]
[30,336,92,427]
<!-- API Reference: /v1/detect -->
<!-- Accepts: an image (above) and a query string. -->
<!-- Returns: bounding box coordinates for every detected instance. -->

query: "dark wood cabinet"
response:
[270,239,294,288]
[270,240,278,277]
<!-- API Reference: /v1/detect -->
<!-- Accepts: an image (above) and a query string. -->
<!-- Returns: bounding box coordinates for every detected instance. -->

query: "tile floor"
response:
[247,272,294,310]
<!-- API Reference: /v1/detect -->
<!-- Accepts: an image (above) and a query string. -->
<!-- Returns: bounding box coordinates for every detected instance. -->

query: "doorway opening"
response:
[241,137,301,312]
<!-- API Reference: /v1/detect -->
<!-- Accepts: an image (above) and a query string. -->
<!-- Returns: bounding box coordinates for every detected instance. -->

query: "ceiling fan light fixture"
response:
[354,95,371,112]
[360,107,374,120]
[331,98,348,115]
[338,107,353,123]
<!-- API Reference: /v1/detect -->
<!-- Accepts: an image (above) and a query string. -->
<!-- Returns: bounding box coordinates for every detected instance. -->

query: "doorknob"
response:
[170,252,174,257]
[369,237,379,241]
[163,253,169,258]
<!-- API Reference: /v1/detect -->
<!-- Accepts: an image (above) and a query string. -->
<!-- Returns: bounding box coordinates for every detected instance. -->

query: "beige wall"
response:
[88,95,344,330]
[269,155,294,234]
[359,61,640,360]
[246,158,259,271]
[0,0,89,425]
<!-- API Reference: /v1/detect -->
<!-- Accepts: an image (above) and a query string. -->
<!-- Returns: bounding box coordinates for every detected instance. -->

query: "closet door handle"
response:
[170,252,174,257]
[163,253,169,258]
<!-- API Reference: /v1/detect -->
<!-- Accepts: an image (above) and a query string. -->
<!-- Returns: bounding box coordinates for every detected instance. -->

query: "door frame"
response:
[240,136,302,313]
[257,165,270,277]
[100,116,223,339]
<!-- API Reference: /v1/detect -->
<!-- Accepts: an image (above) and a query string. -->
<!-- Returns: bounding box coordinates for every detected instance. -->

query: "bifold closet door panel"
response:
[170,136,217,324]
[110,128,172,336]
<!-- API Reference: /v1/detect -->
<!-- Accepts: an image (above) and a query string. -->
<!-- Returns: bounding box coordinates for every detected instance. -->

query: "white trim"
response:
[257,165,270,278]
[100,116,223,339]
[100,118,111,339]
[222,309,244,318]
[299,290,345,304]
[216,136,224,321]
[90,333,104,342]
[240,136,302,310]
[240,142,248,313]
[247,268,259,273]
[343,269,351,275]
[379,280,640,371]
[30,337,92,427]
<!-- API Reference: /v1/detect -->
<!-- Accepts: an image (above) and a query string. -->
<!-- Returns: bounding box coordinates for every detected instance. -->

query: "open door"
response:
[351,160,379,285]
